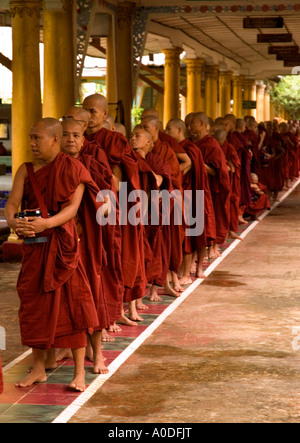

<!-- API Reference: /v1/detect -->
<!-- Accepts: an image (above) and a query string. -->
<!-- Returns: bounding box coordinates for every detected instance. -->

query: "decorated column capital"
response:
[162,47,183,69]
[9,0,40,17]
[185,58,205,76]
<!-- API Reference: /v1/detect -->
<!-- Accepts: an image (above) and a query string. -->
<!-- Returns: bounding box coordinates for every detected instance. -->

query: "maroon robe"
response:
[246,182,271,216]
[220,139,241,232]
[85,128,146,302]
[159,131,186,154]
[17,152,99,350]
[180,139,216,252]
[78,144,124,326]
[230,131,252,207]
[244,129,262,179]
[194,135,231,245]
[137,151,173,286]
[152,139,185,273]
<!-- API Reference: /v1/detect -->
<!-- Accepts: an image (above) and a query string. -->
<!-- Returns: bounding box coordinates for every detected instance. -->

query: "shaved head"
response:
[141,108,160,119]
[32,118,63,139]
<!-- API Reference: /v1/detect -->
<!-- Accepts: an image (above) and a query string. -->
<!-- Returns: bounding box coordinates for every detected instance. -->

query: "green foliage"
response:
[131,106,144,130]
[270,75,300,119]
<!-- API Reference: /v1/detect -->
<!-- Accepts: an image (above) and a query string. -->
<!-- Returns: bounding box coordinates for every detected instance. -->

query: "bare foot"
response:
[93,352,109,375]
[101,329,115,342]
[56,348,73,362]
[16,369,47,388]
[239,216,248,225]
[179,275,193,285]
[228,231,243,241]
[129,312,144,322]
[149,286,162,302]
[108,323,122,333]
[69,371,86,392]
[136,300,149,310]
[117,314,138,327]
[164,286,181,298]
[196,267,207,279]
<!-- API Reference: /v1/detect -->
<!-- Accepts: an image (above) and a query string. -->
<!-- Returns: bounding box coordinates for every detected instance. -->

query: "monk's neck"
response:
[86,125,104,135]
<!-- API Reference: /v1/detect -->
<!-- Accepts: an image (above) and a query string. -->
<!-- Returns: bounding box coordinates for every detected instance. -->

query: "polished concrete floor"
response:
[0,184,300,423]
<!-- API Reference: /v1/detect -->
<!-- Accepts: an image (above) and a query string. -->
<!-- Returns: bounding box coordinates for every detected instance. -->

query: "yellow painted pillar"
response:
[256,83,266,123]
[243,78,257,118]
[205,65,219,120]
[219,71,232,117]
[116,1,135,135]
[162,47,183,127]
[232,75,243,118]
[106,14,118,120]
[43,0,76,118]
[10,0,42,176]
[185,58,205,114]
[264,87,271,122]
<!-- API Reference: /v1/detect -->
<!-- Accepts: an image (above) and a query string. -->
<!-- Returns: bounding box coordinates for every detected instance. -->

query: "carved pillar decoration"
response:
[185,58,205,114]
[43,0,76,118]
[162,47,183,127]
[133,7,149,93]
[10,0,42,176]
[232,75,243,118]
[256,83,266,123]
[219,70,232,117]
[205,65,219,120]
[106,14,118,120]
[116,1,135,134]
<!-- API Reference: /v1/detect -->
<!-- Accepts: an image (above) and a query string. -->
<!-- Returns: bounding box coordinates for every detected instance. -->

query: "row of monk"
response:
[0,94,299,394]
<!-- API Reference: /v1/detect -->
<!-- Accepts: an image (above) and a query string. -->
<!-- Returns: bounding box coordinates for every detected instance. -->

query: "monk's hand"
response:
[27,217,50,234]
[15,218,36,238]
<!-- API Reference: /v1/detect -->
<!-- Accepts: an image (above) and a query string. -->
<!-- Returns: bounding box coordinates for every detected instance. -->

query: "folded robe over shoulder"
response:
[194,135,231,245]
[136,151,173,286]
[78,149,124,326]
[17,152,99,350]
[152,139,185,273]
[85,128,146,301]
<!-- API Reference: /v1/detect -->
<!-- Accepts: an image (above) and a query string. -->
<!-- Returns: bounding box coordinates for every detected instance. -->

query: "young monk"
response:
[60,118,110,374]
[141,115,185,296]
[141,108,192,172]
[187,112,231,259]
[4,118,99,391]
[83,94,146,327]
[61,107,123,340]
[165,118,216,281]
[130,125,173,302]
[245,173,271,219]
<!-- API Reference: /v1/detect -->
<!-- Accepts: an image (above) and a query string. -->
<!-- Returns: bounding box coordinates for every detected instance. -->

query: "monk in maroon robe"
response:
[4,118,99,391]
[61,118,112,374]
[61,108,124,339]
[130,125,174,302]
[188,113,231,259]
[141,115,185,295]
[245,173,271,218]
[165,118,216,281]
[83,94,146,326]
[214,128,242,238]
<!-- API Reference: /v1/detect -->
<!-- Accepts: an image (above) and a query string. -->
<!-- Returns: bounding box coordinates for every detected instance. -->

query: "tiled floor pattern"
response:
[0,220,254,423]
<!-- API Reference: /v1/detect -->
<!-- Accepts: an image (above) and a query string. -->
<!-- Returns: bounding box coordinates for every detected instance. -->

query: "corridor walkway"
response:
[0,182,299,423]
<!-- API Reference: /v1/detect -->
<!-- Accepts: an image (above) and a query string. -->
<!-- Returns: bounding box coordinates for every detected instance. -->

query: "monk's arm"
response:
[152,172,163,188]
[29,183,85,234]
[205,164,217,176]
[4,164,34,235]
[176,153,192,175]
[112,165,122,192]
